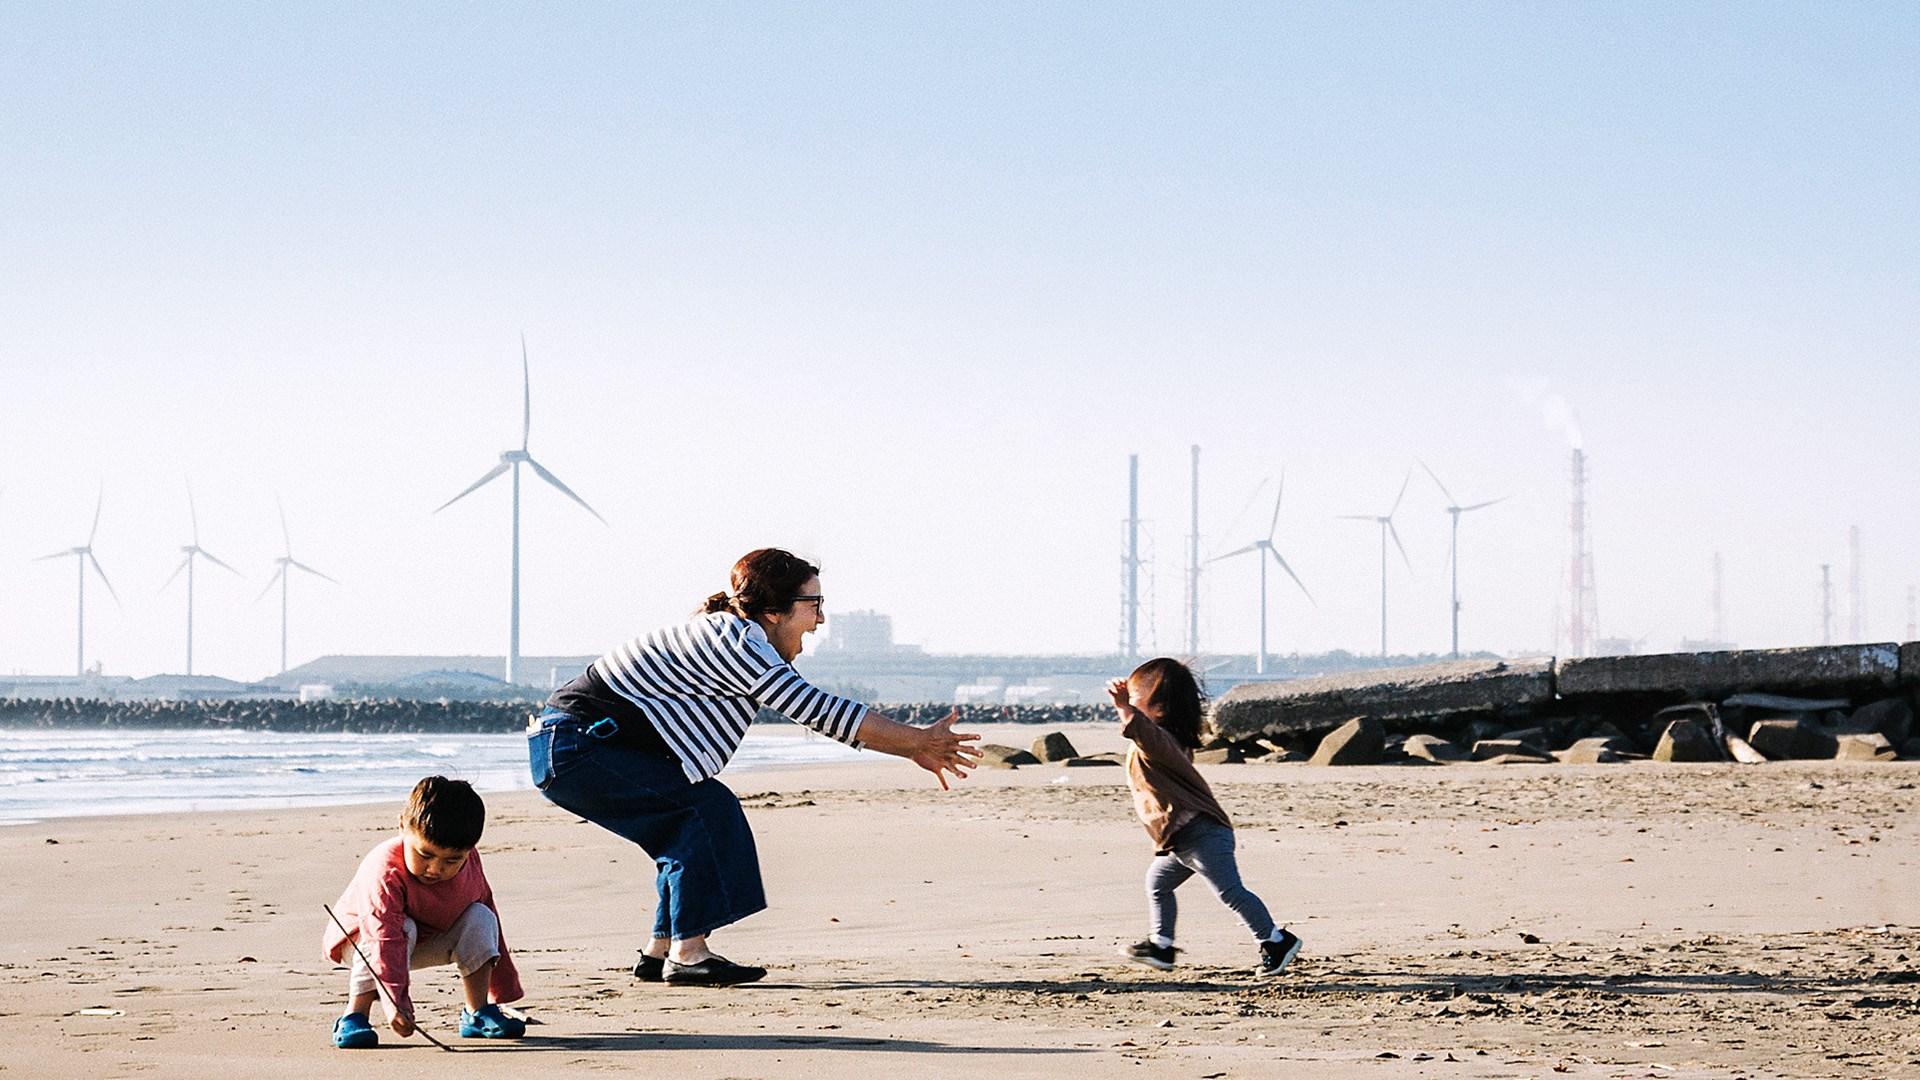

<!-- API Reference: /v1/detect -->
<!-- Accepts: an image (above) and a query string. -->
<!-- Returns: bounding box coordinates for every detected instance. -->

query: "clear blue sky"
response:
[3,3,1916,679]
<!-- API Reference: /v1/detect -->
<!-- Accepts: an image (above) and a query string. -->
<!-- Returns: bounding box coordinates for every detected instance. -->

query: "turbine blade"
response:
[1266,470,1286,541]
[88,552,120,606]
[88,488,104,546]
[1270,548,1316,606]
[187,482,201,546]
[278,497,291,556]
[1460,496,1508,513]
[433,462,511,514]
[254,565,286,603]
[289,559,339,584]
[526,457,607,524]
[1206,542,1259,564]
[34,549,73,562]
[1388,520,1412,571]
[199,548,242,575]
[521,332,532,452]
[161,554,190,591]
[1417,458,1457,507]
[1336,514,1377,521]
[1387,467,1412,519]
[1216,478,1268,549]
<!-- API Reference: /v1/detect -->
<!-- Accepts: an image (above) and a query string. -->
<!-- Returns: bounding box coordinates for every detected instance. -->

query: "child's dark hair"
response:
[400,776,486,850]
[1130,657,1207,750]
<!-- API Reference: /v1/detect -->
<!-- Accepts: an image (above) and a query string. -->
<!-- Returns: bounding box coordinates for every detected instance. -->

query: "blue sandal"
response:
[332,1011,378,1049]
[459,1003,526,1039]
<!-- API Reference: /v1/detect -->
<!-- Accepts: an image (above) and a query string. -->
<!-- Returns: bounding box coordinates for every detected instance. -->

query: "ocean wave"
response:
[0,729,869,822]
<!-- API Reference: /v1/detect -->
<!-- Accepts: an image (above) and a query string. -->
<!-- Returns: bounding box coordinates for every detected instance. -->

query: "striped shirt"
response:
[580,611,868,783]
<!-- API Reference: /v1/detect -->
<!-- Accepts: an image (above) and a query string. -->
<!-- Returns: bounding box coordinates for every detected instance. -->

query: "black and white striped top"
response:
[586,611,868,783]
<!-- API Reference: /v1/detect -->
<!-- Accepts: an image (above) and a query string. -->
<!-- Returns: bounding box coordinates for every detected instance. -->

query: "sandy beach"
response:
[5,722,1918,1079]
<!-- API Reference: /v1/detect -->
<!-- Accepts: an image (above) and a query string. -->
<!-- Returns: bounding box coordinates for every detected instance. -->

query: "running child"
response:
[322,775,526,1048]
[1108,657,1302,976]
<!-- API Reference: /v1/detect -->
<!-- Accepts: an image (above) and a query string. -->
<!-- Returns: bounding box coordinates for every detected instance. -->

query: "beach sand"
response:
[6,722,1919,1079]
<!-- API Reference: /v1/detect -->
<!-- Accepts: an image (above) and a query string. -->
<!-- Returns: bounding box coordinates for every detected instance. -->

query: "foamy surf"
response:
[0,727,867,824]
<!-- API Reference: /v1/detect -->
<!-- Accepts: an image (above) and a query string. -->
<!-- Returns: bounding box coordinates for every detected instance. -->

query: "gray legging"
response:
[1146,816,1275,942]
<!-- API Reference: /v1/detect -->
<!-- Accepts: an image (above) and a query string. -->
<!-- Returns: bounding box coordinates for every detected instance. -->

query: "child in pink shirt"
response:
[322,776,525,1048]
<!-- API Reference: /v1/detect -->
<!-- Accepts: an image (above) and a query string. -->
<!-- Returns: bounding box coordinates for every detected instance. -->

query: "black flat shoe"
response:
[632,954,665,982]
[663,954,767,986]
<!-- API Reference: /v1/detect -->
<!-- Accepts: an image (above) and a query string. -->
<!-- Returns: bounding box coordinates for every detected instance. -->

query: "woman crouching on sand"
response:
[528,547,981,985]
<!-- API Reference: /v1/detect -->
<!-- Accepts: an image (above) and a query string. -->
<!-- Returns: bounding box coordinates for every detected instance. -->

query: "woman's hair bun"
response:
[700,549,820,619]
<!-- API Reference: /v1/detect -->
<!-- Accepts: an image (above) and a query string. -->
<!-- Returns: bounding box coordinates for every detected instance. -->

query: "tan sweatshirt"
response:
[1121,710,1234,852]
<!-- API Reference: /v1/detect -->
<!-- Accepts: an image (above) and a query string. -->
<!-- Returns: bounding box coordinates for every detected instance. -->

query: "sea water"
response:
[0,727,867,825]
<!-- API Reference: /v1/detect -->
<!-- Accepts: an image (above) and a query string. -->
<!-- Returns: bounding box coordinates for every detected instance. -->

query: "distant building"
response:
[1592,636,1643,657]
[954,683,1005,705]
[1677,638,1738,653]
[121,674,278,702]
[273,655,596,691]
[0,674,133,700]
[0,673,287,702]
[817,609,922,656]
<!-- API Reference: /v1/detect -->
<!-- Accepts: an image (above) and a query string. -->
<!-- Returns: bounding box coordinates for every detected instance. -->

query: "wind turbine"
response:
[1209,473,1313,675]
[1418,461,1507,659]
[1340,469,1414,659]
[257,499,337,676]
[161,485,240,676]
[35,489,119,676]
[435,335,606,685]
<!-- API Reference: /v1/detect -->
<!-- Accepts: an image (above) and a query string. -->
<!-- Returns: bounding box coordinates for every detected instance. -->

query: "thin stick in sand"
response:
[323,903,457,1052]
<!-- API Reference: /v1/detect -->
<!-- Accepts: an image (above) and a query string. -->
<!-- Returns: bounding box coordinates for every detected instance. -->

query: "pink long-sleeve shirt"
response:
[321,835,523,1016]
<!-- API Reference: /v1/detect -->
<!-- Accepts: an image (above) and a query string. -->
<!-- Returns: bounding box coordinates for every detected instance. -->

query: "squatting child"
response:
[1109,657,1302,977]
[322,775,526,1048]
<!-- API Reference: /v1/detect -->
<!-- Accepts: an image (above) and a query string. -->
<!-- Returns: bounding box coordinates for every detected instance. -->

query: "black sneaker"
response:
[632,953,665,982]
[1121,940,1178,971]
[1257,929,1302,977]
[663,954,767,986]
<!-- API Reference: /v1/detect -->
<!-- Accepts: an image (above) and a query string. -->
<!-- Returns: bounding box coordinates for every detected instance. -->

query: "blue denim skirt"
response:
[529,709,766,940]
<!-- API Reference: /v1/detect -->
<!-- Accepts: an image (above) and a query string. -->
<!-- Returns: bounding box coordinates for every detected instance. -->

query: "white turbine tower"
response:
[1209,473,1313,675]
[35,490,119,676]
[435,336,606,686]
[257,499,337,676]
[161,485,240,676]
[1340,469,1414,659]
[1418,461,1506,659]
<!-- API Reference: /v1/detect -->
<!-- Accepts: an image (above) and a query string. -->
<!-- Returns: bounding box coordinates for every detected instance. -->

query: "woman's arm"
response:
[854,708,982,789]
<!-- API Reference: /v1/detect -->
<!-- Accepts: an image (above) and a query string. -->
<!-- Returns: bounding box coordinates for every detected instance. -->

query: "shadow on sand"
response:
[513,1030,1086,1055]
[788,965,1920,1000]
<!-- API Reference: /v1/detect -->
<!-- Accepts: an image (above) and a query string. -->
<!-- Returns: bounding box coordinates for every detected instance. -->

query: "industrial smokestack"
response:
[1712,550,1725,643]
[1848,526,1862,641]
[1820,564,1833,645]
[1568,449,1597,658]
[1123,454,1140,659]
[1186,445,1200,657]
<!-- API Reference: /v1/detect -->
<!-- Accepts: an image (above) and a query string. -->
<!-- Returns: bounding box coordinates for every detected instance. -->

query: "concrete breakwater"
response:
[1210,642,1918,765]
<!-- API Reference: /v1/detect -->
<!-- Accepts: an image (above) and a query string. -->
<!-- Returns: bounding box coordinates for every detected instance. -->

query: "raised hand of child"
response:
[1106,678,1132,712]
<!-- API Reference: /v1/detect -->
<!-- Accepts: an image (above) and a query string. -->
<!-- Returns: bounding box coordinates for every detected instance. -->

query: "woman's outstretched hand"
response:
[856,708,982,788]
[910,708,981,790]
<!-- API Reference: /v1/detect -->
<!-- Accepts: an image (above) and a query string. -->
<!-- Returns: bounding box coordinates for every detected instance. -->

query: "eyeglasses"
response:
[790,594,825,611]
